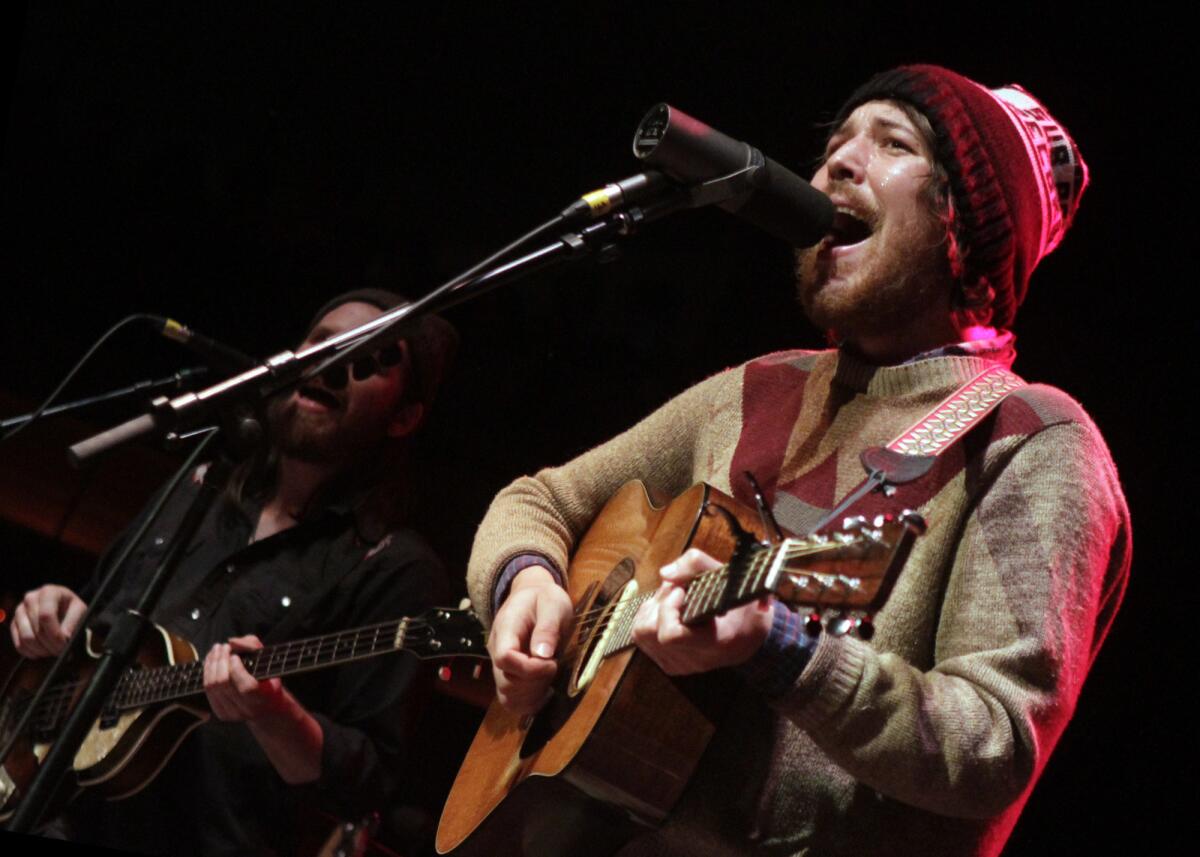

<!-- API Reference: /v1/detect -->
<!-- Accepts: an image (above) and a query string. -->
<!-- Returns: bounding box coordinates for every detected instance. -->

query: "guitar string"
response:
[16,616,457,726]
[15,535,879,726]
[569,538,881,651]
[570,550,773,652]
[24,622,434,724]
[562,537,872,645]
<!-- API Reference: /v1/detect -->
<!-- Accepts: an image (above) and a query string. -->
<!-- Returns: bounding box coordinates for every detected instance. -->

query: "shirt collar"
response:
[903,329,1017,368]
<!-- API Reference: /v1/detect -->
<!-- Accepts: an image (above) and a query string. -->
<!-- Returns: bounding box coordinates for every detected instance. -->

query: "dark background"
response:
[0,3,1178,855]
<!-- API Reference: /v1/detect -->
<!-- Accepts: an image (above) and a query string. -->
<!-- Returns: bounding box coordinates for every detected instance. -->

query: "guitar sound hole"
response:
[518,684,580,759]
[519,557,636,760]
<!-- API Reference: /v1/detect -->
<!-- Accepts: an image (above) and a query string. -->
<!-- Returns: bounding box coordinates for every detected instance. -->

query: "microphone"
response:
[148,316,257,373]
[631,103,834,247]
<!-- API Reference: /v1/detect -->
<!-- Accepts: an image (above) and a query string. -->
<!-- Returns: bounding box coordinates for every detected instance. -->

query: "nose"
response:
[824,134,868,185]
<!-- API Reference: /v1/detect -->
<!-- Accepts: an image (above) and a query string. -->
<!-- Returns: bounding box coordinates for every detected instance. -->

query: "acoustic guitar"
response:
[0,605,486,821]
[435,480,924,854]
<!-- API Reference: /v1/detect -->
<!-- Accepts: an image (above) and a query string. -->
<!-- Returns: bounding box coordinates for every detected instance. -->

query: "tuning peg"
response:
[855,615,875,641]
[900,510,928,534]
[805,612,823,636]
[842,515,868,531]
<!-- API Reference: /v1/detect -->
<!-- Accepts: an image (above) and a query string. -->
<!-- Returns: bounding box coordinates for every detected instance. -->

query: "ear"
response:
[387,401,424,440]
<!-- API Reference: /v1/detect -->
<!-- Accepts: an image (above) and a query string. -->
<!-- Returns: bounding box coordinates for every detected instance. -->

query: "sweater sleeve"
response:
[770,420,1131,819]
[467,367,742,626]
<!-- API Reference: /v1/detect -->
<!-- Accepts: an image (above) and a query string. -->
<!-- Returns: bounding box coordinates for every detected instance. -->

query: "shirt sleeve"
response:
[292,533,447,817]
[467,367,741,626]
[767,420,1131,819]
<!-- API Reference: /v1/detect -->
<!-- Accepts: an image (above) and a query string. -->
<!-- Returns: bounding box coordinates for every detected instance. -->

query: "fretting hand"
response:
[632,548,772,675]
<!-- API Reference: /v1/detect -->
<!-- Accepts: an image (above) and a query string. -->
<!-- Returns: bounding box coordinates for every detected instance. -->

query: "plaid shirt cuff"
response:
[739,601,820,699]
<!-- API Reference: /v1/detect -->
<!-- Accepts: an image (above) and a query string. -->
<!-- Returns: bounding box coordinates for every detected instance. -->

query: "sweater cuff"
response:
[776,631,872,730]
[738,601,820,699]
[492,553,565,615]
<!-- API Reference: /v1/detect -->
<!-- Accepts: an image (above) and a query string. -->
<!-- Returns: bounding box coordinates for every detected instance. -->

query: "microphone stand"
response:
[65,184,694,468]
[0,368,207,433]
[3,424,250,834]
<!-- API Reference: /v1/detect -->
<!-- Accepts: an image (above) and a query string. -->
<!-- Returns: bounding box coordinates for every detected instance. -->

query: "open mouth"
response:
[297,385,342,411]
[828,208,873,248]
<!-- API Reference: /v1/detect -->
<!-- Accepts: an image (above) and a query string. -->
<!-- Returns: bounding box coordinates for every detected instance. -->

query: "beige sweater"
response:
[468,348,1131,856]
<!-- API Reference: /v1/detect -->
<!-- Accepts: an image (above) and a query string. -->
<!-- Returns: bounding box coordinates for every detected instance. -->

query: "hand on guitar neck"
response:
[487,565,574,716]
[632,548,773,676]
[204,636,323,784]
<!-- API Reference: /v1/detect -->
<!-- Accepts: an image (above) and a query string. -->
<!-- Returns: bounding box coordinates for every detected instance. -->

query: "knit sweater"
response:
[467,347,1131,857]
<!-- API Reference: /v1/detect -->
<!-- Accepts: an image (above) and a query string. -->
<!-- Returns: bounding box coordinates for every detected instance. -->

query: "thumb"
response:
[529,598,562,660]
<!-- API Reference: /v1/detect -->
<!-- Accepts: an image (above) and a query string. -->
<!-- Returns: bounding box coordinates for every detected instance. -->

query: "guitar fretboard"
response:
[109,620,409,711]
[595,532,883,660]
[598,540,785,658]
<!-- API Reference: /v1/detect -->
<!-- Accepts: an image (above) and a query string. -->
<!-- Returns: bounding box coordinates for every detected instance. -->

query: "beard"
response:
[266,393,390,466]
[794,207,952,344]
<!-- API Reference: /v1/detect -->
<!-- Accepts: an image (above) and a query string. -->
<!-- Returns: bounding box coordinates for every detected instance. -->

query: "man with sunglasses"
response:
[10,289,458,855]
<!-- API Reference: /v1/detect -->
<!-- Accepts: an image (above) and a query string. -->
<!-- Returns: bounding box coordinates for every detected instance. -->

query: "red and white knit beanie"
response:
[835,65,1089,329]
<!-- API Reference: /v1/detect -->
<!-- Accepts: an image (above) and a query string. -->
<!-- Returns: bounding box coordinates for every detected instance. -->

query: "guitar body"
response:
[2,606,485,823]
[0,626,208,821]
[437,481,766,854]
[72,625,209,798]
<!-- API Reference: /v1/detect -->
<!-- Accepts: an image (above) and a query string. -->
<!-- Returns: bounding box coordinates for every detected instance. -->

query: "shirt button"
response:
[189,608,201,620]
[154,536,165,546]
[225,563,235,574]
[280,596,291,608]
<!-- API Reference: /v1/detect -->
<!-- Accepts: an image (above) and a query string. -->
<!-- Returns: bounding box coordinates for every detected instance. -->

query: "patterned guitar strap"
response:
[806,364,1026,535]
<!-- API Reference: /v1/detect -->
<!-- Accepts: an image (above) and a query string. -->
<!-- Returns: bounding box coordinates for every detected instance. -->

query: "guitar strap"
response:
[888,360,1027,453]
[884,364,1026,457]
[805,364,1026,534]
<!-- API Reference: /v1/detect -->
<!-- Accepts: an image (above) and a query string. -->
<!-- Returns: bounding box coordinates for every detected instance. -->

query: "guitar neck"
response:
[596,526,906,660]
[599,545,782,657]
[110,619,411,711]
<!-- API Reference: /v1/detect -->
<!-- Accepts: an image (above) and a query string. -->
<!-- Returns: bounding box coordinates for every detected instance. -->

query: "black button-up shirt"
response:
[69,470,448,856]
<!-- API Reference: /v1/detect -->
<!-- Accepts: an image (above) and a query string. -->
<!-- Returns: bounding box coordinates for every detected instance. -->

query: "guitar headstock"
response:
[401,607,489,660]
[767,511,925,635]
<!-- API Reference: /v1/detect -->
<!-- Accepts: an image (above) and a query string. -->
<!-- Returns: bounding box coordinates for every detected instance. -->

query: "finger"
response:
[229,654,261,694]
[631,586,664,646]
[203,645,219,688]
[23,591,42,640]
[59,596,87,643]
[13,609,49,658]
[227,635,263,653]
[34,587,72,640]
[656,586,690,644]
[659,548,722,584]
[493,648,558,679]
[529,599,564,660]
[489,613,531,663]
[207,644,231,688]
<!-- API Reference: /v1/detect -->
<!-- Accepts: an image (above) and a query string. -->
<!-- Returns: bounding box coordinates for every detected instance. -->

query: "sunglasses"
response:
[319,343,405,390]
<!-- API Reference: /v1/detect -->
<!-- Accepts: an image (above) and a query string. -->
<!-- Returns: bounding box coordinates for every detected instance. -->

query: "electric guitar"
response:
[435,480,924,854]
[0,605,486,821]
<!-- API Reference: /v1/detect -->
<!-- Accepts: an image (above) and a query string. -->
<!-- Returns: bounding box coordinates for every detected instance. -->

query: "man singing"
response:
[468,65,1131,855]
[10,289,458,855]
